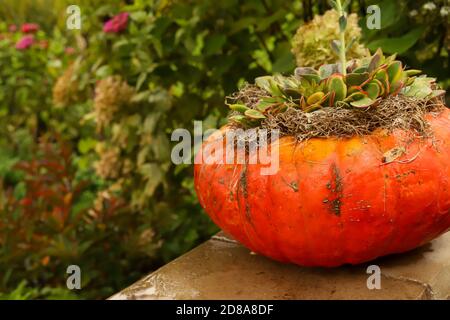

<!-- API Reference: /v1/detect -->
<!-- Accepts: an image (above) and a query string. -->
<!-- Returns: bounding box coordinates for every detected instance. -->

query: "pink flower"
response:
[8,24,17,32]
[21,23,40,33]
[16,35,34,50]
[103,12,129,33]
[64,47,76,55]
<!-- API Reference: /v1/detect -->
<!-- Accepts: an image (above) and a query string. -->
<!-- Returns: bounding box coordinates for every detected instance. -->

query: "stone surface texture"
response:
[110,232,450,300]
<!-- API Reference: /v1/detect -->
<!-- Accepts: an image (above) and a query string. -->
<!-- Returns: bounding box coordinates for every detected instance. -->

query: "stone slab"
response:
[110,232,450,300]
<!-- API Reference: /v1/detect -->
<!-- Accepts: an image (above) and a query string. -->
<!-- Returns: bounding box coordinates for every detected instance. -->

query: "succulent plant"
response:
[227,48,445,127]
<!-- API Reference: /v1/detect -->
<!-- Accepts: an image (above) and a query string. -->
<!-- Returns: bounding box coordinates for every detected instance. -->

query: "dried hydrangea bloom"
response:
[52,64,81,107]
[94,143,122,179]
[292,10,369,68]
[93,75,134,131]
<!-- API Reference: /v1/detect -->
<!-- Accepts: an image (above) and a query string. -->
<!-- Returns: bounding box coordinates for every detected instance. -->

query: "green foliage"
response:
[0,22,78,145]
[0,281,78,300]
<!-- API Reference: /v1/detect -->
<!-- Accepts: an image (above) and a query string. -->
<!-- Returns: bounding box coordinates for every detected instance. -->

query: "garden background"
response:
[0,0,448,299]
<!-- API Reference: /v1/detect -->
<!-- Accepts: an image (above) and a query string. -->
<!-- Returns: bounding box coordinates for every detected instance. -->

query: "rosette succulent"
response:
[228,48,445,128]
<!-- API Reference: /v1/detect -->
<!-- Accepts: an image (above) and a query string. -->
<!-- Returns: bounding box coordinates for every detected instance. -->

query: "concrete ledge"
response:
[110,232,450,300]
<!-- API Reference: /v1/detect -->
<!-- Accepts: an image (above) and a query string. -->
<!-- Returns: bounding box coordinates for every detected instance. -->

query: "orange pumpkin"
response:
[194,108,450,267]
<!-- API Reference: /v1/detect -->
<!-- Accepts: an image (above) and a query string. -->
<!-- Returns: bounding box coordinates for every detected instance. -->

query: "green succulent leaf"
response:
[279,77,302,98]
[387,61,403,84]
[352,66,369,74]
[347,85,365,95]
[364,81,381,99]
[384,53,398,64]
[318,64,340,79]
[302,74,321,83]
[404,69,422,77]
[350,97,376,108]
[345,72,369,86]
[244,109,266,119]
[255,76,272,92]
[327,75,347,102]
[307,92,326,105]
[390,80,405,95]
[295,67,321,84]
[368,48,383,72]
[228,104,250,113]
[323,91,335,107]
[279,77,300,90]
[370,78,385,96]
[405,77,416,86]
[374,68,390,95]
[295,67,319,77]
[402,77,435,99]
[255,76,284,97]
[256,97,283,112]
[229,115,248,124]
[344,92,367,102]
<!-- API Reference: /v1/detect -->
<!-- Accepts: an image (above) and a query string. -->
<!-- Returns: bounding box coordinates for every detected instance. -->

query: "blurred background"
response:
[0,0,448,299]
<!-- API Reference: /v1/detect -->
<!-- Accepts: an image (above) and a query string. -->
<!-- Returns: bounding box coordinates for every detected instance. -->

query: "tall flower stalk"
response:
[335,0,347,75]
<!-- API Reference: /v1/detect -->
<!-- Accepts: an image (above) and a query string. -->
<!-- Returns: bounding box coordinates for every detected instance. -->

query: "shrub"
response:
[0,136,165,299]
[0,22,74,143]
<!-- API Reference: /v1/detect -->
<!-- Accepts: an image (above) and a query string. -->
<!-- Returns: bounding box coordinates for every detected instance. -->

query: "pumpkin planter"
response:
[195,108,450,267]
[194,3,449,267]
